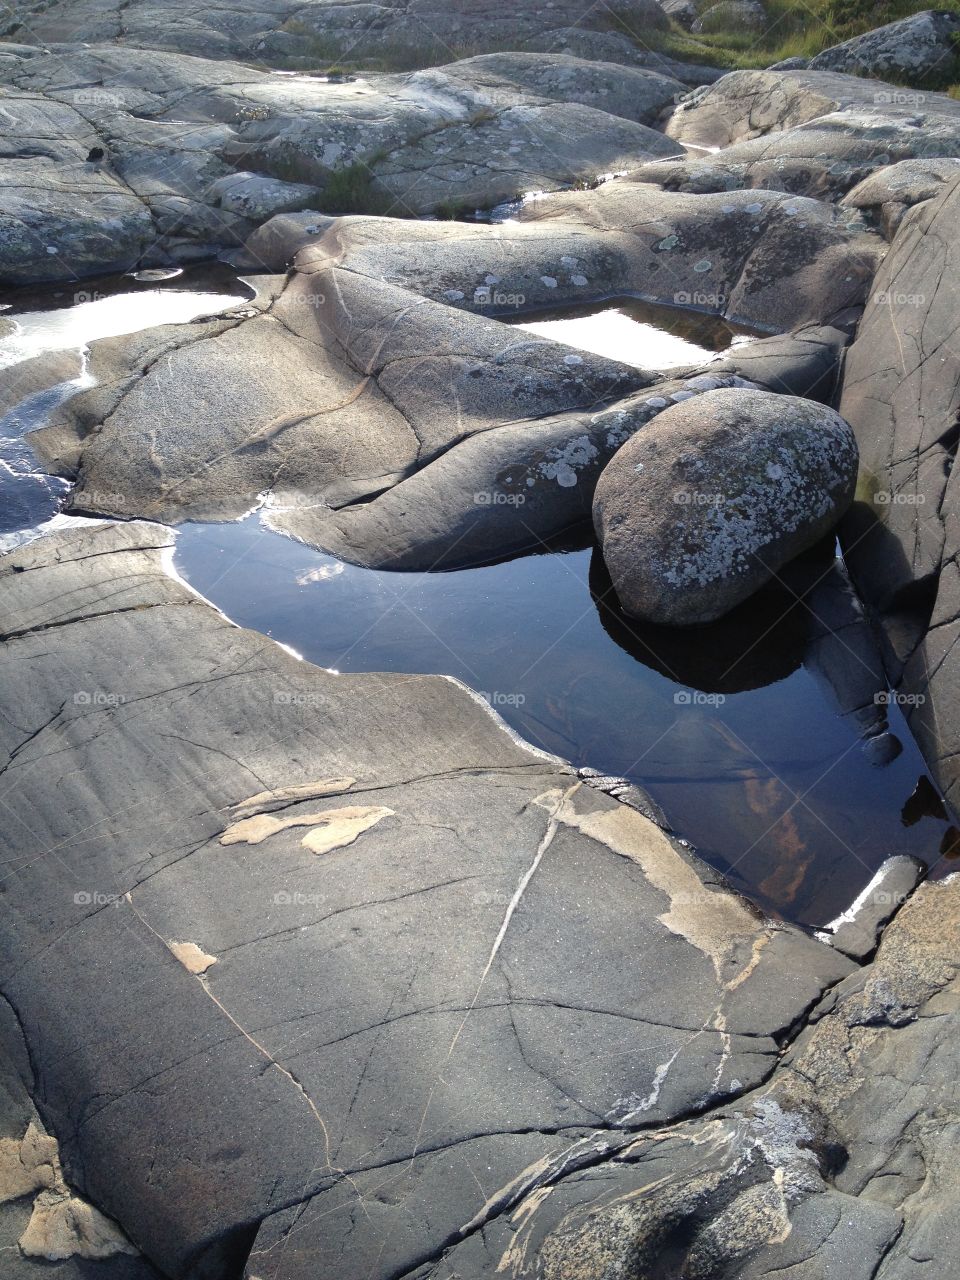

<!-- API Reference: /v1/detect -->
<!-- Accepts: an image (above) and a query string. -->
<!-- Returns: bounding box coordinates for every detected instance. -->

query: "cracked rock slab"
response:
[839,172,960,810]
[411,874,960,1280]
[0,43,689,281]
[0,0,671,66]
[0,520,852,1279]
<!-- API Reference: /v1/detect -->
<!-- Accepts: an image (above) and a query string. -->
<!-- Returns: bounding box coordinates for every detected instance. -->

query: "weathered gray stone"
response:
[0,520,852,1280]
[693,0,767,34]
[839,172,960,810]
[0,158,154,284]
[809,10,960,82]
[207,171,320,220]
[844,155,960,236]
[768,55,810,70]
[25,186,876,565]
[426,52,686,126]
[818,855,926,959]
[0,45,688,281]
[667,66,960,150]
[661,0,698,27]
[0,1026,154,1279]
[647,76,960,202]
[705,324,848,398]
[413,875,960,1279]
[234,210,334,271]
[1,0,670,65]
[286,327,849,570]
[593,388,859,624]
[290,373,762,571]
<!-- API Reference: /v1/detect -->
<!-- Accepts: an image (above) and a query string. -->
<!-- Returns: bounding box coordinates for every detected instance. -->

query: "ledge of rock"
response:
[0,520,853,1279]
[408,872,960,1279]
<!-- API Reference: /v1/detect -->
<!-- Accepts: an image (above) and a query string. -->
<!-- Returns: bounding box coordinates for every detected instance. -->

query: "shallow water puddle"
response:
[1,270,953,930]
[175,515,955,929]
[0,267,253,545]
[0,265,253,372]
[506,297,758,369]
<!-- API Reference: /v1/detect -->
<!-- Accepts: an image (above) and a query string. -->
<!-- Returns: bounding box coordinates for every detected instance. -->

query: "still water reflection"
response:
[176,515,955,929]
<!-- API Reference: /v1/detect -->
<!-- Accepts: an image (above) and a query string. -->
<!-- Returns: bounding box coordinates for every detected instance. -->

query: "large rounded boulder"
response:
[592,388,859,625]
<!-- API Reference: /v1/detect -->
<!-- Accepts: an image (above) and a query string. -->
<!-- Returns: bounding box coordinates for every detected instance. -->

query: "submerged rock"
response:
[593,388,859,624]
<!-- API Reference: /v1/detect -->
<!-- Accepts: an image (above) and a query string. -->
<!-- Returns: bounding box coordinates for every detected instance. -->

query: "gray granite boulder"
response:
[0,0,670,65]
[0,45,686,282]
[844,155,960,236]
[0,158,155,285]
[809,10,960,83]
[661,0,699,27]
[23,186,877,564]
[648,75,960,202]
[693,0,767,33]
[593,388,859,624]
[667,66,960,150]
[289,372,763,570]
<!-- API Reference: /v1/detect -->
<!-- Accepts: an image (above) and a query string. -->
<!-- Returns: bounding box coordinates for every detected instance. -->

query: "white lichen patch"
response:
[168,940,217,974]
[538,435,599,488]
[19,1189,138,1261]
[300,805,394,855]
[230,776,355,820]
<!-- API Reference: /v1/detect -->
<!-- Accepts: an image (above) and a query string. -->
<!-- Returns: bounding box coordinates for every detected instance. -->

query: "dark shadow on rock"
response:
[587,542,820,693]
[840,499,940,679]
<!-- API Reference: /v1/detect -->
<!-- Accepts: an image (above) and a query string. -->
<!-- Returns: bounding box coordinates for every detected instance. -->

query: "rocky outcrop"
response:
[0,0,670,66]
[660,0,698,27]
[692,0,767,33]
[1,21,959,1279]
[23,185,877,567]
[0,1057,150,1278]
[405,871,960,1279]
[844,156,960,237]
[0,520,854,1280]
[642,71,960,204]
[666,66,960,150]
[809,10,960,83]
[839,172,960,811]
[0,45,685,281]
[592,388,859,624]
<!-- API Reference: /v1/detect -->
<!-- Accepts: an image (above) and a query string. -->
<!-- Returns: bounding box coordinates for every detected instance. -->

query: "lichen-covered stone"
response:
[593,388,859,624]
[809,10,960,81]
